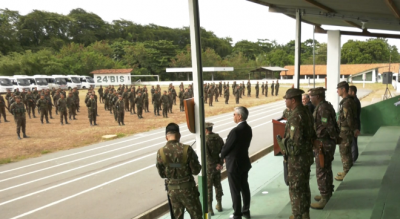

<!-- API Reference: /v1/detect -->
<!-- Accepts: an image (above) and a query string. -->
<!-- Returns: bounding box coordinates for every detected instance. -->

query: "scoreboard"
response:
[93,74,131,85]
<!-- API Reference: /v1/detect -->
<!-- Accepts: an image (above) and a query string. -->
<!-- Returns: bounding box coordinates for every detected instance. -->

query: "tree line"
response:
[1,8,399,81]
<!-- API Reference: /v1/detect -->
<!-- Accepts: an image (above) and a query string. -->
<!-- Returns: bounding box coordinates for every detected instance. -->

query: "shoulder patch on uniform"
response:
[321,117,327,123]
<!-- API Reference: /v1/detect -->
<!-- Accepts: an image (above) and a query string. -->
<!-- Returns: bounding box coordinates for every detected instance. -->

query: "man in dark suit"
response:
[221,106,253,219]
[302,93,315,114]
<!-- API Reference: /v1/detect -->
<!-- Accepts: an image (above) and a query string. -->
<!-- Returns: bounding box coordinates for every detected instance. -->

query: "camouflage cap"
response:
[205,122,214,128]
[337,81,348,89]
[283,88,305,99]
[14,95,21,99]
[166,123,180,135]
[309,87,326,96]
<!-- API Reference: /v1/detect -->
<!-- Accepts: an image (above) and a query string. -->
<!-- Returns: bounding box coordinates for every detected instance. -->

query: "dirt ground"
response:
[0,85,290,164]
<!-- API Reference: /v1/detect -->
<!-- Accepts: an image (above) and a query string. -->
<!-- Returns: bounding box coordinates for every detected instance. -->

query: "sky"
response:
[2,0,400,49]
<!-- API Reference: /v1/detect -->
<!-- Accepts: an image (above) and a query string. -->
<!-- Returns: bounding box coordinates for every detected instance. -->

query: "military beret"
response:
[15,95,21,99]
[283,88,305,99]
[309,87,326,96]
[337,81,348,89]
[166,123,180,135]
[205,122,214,128]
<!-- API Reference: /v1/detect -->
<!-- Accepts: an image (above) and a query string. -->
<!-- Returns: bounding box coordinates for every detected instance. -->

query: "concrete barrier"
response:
[133,144,274,219]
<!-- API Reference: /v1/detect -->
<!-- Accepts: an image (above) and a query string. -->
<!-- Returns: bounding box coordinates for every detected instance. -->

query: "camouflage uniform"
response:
[143,92,149,112]
[275,82,280,96]
[66,94,77,120]
[214,87,219,102]
[122,90,129,111]
[234,87,240,104]
[73,90,80,112]
[280,89,315,219]
[10,100,27,138]
[86,98,97,125]
[265,82,268,97]
[103,90,109,111]
[309,88,340,209]
[271,82,275,96]
[178,90,184,112]
[57,98,68,124]
[247,81,251,97]
[156,140,202,219]
[98,86,103,103]
[153,92,161,116]
[25,93,36,118]
[224,88,229,104]
[255,82,259,98]
[337,83,358,177]
[261,83,265,95]
[45,94,53,118]
[205,125,224,214]
[161,93,169,118]
[135,94,144,119]
[36,98,49,123]
[116,98,125,125]
[0,95,8,122]
[168,92,173,113]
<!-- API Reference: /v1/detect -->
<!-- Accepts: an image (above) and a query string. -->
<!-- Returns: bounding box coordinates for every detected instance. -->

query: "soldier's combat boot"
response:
[46,120,50,124]
[65,121,69,124]
[310,195,330,209]
[29,114,31,119]
[73,116,76,120]
[314,195,322,201]
[61,122,63,125]
[337,172,344,176]
[289,213,309,219]
[208,205,214,216]
[215,201,223,212]
[335,172,346,181]
[118,122,121,126]
[17,133,21,140]
[23,133,27,138]
[90,119,93,126]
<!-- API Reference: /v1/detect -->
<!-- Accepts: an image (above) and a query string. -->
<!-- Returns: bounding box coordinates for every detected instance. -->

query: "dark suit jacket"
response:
[221,121,253,173]
[306,101,315,114]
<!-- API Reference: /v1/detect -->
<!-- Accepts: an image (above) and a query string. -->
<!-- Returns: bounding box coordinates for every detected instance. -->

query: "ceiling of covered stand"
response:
[247,0,400,32]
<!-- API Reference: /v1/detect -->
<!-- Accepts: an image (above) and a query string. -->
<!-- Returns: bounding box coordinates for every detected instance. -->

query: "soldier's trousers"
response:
[207,171,223,207]
[315,139,336,196]
[204,94,208,103]
[271,89,274,96]
[154,103,160,115]
[40,109,49,122]
[352,136,359,163]
[27,104,35,117]
[275,89,279,96]
[48,106,53,118]
[179,100,184,111]
[262,89,264,95]
[339,130,353,174]
[15,118,26,134]
[68,107,76,119]
[173,96,176,105]
[235,97,239,104]
[104,101,109,111]
[60,111,67,124]
[169,186,203,219]
[137,106,143,117]
[130,101,136,114]
[0,106,6,121]
[256,90,259,98]
[124,99,129,111]
[247,89,250,96]
[99,94,103,103]
[76,100,80,111]
[208,96,213,106]
[144,101,149,112]
[225,96,229,104]
[288,155,312,218]
[117,112,124,124]
[215,95,218,102]
[162,104,168,117]
[88,111,96,124]
[169,103,173,113]
[265,89,268,97]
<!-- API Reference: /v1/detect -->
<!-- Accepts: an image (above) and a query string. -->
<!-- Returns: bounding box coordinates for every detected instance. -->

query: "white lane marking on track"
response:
[0,101,283,174]
[9,165,154,219]
[6,117,279,218]
[0,153,156,207]
[0,106,284,182]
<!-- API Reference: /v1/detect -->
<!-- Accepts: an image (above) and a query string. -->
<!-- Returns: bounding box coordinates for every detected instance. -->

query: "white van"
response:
[51,75,68,90]
[0,76,14,94]
[78,76,95,89]
[66,75,82,90]
[12,76,33,92]
[32,75,49,91]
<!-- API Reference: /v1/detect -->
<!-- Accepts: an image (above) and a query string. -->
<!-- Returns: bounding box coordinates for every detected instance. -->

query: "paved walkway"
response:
[159,126,400,219]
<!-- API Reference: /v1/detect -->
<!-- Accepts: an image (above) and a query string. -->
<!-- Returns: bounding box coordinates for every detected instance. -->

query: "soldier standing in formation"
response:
[67,92,77,120]
[0,94,8,122]
[5,90,12,110]
[277,88,315,219]
[57,94,69,125]
[247,80,251,97]
[275,80,280,96]
[86,94,97,126]
[135,92,144,119]
[10,96,28,139]
[261,82,265,95]
[234,85,240,104]
[25,91,36,119]
[214,86,219,102]
[205,122,225,216]
[171,86,177,105]
[204,84,208,104]
[37,94,49,124]
[161,91,169,118]
[271,81,275,96]
[45,92,53,119]
[156,123,203,219]
[255,81,259,98]
[178,88,184,112]
[53,91,60,115]
[116,95,125,125]
[168,90,173,113]
[98,85,103,103]
[143,90,150,113]
[153,90,161,116]
[208,85,214,107]
[308,87,339,209]
[224,86,229,104]
[265,81,268,97]
[73,88,80,112]
[336,81,359,181]
[129,87,136,114]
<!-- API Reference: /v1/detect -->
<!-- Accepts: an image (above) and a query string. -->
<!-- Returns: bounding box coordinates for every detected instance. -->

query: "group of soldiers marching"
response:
[0,87,80,139]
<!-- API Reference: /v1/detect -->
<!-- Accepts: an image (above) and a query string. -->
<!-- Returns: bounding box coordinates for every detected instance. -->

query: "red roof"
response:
[90,69,133,74]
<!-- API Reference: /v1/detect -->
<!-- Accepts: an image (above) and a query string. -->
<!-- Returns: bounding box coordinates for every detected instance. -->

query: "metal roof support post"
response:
[187,72,190,81]
[294,9,301,89]
[188,0,208,217]
[327,30,341,112]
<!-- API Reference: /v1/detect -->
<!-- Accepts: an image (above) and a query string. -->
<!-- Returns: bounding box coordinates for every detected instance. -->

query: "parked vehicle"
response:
[32,76,49,91]
[12,76,33,92]
[0,76,14,94]
[51,75,68,90]
[78,76,95,89]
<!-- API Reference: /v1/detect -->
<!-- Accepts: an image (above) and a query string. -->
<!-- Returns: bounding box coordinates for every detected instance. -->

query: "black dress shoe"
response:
[243,212,251,219]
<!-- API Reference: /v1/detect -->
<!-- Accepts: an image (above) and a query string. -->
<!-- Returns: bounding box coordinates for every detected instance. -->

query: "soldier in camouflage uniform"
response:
[168,90,173,113]
[143,90,149,113]
[116,95,125,126]
[112,92,119,121]
[308,87,340,209]
[25,91,36,119]
[57,94,69,125]
[234,85,240,104]
[247,80,251,97]
[161,91,169,118]
[214,86,219,102]
[224,86,229,104]
[86,94,97,126]
[72,88,80,112]
[204,84,208,104]
[265,81,268,97]
[261,82,265,95]
[255,81,259,98]
[208,85,214,107]
[98,85,103,103]
[153,90,161,116]
[271,81,275,96]
[205,122,225,215]
[178,88,184,112]
[156,123,203,219]
[67,92,77,120]
[103,89,109,111]
[129,87,136,114]
[5,90,12,110]
[275,80,280,96]
[277,88,315,219]
[135,92,144,119]
[36,94,49,124]
[45,92,53,119]
[122,88,129,111]
[53,91,60,115]
[0,94,9,122]
[336,81,359,181]
[10,96,28,139]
